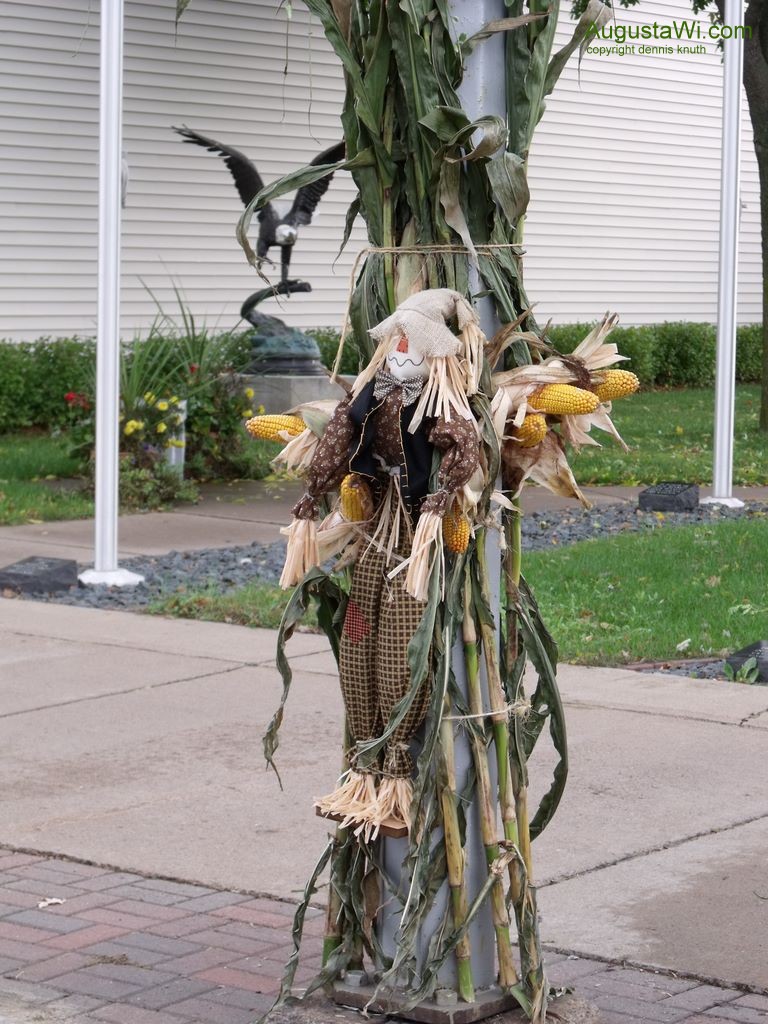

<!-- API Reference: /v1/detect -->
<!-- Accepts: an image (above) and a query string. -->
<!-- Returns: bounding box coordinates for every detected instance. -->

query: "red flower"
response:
[189,364,199,374]
[65,391,90,410]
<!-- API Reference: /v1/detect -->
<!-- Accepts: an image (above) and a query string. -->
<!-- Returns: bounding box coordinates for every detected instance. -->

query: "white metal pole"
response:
[703,0,745,509]
[80,0,144,586]
[377,0,506,995]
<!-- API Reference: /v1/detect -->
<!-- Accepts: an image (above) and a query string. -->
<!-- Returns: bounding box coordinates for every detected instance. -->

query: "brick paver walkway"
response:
[0,850,764,1024]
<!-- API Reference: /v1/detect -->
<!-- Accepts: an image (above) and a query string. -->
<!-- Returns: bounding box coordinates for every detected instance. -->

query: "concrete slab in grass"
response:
[0,601,329,667]
[187,479,304,523]
[0,512,278,559]
[555,663,768,726]
[2,634,768,900]
[0,632,232,716]
[538,814,768,989]
[529,704,768,886]
[0,663,345,895]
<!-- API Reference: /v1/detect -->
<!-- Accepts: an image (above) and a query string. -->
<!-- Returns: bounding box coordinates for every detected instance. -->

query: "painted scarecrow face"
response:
[386,332,430,383]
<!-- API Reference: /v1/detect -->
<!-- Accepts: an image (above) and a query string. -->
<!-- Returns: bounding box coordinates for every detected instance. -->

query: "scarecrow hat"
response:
[368,288,477,358]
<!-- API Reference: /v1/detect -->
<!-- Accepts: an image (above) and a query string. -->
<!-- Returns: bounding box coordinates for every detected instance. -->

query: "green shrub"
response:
[547,320,762,389]
[0,337,95,432]
[654,322,717,388]
[1,321,763,442]
[307,327,361,376]
[736,323,762,383]
[118,462,199,511]
[547,322,659,383]
[546,322,593,354]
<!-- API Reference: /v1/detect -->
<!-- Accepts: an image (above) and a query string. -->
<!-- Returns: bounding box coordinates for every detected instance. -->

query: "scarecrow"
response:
[248,289,484,835]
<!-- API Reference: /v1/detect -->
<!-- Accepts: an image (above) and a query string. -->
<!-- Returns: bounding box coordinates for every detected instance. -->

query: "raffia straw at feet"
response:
[365,776,412,836]
[279,517,319,589]
[389,510,442,601]
[314,770,378,830]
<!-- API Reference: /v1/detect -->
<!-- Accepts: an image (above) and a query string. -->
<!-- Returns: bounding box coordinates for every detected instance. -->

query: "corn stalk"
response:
[176,0,607,1016]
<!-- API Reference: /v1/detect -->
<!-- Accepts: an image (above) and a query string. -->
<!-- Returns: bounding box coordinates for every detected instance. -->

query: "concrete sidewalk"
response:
[1,599,767,995]
[3,482,767,568]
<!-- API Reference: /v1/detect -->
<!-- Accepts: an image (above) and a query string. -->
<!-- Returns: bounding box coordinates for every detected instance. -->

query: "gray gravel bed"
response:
[9,499,766,616]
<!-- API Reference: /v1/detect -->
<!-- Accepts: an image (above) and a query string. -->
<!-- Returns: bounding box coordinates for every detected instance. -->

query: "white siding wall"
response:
[524,0,762,326]
[0,0,762,340]
[0,0,366,339]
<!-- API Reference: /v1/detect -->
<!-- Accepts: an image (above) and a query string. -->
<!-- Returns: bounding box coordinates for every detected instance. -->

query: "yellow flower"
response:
[170,396,179,404]
[242,409,253,418]
[156,422,167,434]
[143,392,156,405]
[244,386,255,400]
[257,404,265,415]
[169,439,185,448]
[156,400,169,411]
[123,419,141,436]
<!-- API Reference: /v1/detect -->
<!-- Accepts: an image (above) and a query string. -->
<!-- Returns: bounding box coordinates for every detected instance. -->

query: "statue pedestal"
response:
[245,374,353,415]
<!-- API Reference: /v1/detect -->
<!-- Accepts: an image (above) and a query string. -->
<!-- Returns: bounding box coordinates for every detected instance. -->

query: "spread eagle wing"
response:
[285,141,346,227]
[172,125,273,218]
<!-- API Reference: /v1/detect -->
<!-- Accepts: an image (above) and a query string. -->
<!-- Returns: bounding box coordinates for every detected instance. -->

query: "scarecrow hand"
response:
[291,492,319,520]
[420,488,450,517]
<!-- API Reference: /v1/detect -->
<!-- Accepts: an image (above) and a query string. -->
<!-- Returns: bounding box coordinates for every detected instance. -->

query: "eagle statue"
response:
[173,125,345,287]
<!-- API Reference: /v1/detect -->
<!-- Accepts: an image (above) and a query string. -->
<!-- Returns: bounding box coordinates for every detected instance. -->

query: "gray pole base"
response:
[330,979,525,1024]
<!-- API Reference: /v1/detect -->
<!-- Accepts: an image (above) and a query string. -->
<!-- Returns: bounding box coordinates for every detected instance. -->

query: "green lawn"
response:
[571,385,766,485]
[147,517,768,669]
[145,580,316,630]
[0,432,93,525]
[1,386,765,525]
[524,516,768,666]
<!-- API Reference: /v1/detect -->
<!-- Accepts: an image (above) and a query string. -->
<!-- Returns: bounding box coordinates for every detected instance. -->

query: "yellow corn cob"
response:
[528,383,600,416]
[512,412,547,448]
[592,369,640,402]
[245,414,305,440]
[442,502,470,553]
[340,474,374,522]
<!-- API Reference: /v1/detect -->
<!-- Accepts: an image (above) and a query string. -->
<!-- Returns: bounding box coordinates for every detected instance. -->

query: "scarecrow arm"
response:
[291,397,355,519]
[421,415,480,515]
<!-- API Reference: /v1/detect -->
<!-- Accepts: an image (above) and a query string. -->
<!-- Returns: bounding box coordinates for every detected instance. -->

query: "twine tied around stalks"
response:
[331,242,525,381]
[442,697,531,723]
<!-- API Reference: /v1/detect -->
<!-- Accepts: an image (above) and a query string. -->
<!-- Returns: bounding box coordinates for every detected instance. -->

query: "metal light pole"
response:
[702,0,745,509]
[80,0,144,587]
[376,0,507,1005]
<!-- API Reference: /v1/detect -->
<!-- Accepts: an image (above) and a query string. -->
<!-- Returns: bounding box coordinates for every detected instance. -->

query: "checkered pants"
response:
[339,532,430,779]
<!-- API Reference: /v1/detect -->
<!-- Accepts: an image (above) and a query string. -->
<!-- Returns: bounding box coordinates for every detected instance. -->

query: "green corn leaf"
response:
[336,195,362,263]
[263,569,347,782]
[463,12,548,55]
[544,0,612,96]
[487,151,531,226]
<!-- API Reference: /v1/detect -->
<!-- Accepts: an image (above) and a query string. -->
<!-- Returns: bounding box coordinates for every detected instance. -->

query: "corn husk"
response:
[279,517,319,589]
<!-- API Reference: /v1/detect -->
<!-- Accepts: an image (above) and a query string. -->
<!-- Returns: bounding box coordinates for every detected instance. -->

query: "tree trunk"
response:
[741,0,768,430]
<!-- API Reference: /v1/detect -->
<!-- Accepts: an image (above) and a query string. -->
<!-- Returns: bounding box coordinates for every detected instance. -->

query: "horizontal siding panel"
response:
[0,0,761,339]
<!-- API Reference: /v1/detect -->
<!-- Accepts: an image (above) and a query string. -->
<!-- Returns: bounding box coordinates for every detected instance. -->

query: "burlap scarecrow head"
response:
[352,288,483,429]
